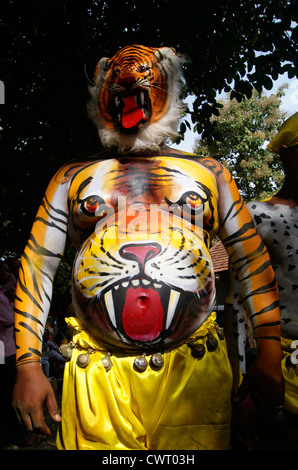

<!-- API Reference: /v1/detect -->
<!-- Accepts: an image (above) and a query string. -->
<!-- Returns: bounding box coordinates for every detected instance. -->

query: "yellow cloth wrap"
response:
[56,313,233,450]
[267,112,298,154]
[281,337,298,414]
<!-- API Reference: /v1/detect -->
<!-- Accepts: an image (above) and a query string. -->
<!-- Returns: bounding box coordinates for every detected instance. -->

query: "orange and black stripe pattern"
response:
[14,153,281,370]
[205,158,281,359]
[95,45,173,129]
[14,162,83,365]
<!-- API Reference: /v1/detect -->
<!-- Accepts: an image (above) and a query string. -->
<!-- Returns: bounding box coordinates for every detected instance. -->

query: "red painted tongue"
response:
[122,96,144,129]
[122,286,164,341]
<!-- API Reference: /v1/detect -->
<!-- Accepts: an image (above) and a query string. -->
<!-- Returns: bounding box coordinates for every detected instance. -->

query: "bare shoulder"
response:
[52,153,107,185]
[166,148,228,179]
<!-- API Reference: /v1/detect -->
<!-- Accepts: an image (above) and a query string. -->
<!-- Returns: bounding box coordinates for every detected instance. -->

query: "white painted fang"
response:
[166,289,180,329]
[104,291,116,328]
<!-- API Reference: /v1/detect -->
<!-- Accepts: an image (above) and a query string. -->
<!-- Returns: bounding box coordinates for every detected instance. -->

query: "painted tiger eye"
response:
[186,193,200,208]
[84,198,99,213]
[80,195,106,217]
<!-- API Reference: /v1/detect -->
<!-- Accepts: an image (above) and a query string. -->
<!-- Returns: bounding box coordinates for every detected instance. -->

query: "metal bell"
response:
[134,353,148,372]
[206,332,218,351]
[59,343,73,361]
[188,342,206,359]
[76,349,92,368]
[150,353,164,370]
[217,328,225,340]
[101,353,112,372]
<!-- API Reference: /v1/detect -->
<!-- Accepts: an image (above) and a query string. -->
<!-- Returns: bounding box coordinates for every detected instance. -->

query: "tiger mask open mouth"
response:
[111,89,151,132]
[88,45,185,153]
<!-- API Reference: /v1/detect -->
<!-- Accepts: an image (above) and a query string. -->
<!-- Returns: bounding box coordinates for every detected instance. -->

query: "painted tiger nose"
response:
[119,243,161,266]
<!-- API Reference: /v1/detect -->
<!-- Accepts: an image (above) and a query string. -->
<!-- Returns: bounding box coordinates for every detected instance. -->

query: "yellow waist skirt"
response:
[56,313,233,450]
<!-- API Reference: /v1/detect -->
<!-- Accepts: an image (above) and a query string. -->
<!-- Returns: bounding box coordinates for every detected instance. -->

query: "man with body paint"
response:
[12,45,284,450]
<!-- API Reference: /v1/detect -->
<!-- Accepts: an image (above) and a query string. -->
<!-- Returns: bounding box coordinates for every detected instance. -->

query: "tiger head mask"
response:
[88,45,185,154]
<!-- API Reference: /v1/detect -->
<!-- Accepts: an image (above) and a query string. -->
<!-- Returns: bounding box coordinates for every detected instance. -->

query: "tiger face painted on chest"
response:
[68,156,219,351]
[88,45,185,154]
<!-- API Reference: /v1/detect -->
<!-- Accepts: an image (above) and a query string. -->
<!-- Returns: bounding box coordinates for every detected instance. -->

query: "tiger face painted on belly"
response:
[70,156,219,350]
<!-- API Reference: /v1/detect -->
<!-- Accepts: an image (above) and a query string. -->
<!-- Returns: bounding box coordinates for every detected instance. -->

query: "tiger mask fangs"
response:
[88,45,185,154]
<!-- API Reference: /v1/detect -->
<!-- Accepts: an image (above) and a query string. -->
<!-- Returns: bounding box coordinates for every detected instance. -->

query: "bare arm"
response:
[197,157,283,387]
[12,163,79,432]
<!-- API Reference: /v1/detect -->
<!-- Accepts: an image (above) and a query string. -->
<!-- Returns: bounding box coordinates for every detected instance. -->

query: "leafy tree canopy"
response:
[194,86,288,201]
[0,0,297,253]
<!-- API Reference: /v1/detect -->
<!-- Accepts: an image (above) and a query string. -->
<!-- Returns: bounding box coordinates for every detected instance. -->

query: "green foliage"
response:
[194,87,288,201]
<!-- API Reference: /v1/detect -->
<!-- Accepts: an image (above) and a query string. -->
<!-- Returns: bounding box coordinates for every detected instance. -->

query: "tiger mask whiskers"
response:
[88,45,186,154]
